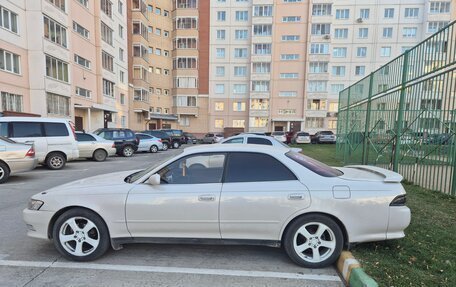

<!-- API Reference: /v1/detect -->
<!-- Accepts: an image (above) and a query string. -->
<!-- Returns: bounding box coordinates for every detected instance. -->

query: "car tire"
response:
[121,146,134,157]
[162,143,169,151]
[46,152,66,170]
[283,214,343,268]
[172,141,180,149]
[0,161,10,184]
[149,145,158,153]
[52,208,110,262]
[92,149,108,162]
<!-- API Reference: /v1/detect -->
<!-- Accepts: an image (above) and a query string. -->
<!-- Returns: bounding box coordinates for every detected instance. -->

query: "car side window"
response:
[247,137,272,145]
[0,123,8,137]
[11,122,43,137]
[223,137,244,144]
[158,153,226,184]
[76,134,95,141]
[225,152,297,183]
[44,123,69,137]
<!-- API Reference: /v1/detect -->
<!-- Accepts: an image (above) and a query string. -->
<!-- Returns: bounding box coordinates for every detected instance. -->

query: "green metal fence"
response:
[337,20,456,195]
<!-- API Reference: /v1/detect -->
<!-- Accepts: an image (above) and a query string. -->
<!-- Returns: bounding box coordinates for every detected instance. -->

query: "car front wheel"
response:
[121,146,134,157]
[283,214,343,268]
[162,143,169,151]
[0,161,10,184]
[52,208,110,261]
[172,141,180,149]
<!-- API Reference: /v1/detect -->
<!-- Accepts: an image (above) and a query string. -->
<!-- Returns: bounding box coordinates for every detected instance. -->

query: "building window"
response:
[383,27,393,38]
[253,5,273,17]
[335,28,348,39]
[47,92,70,116]
[335,9,349,19]
[310,43,329,54]
[234,48,248,58]
[101,0,113,17]
[0,92,23,112]
[179,116,190,127]
[355,66,366,76]
[251,81,269,92]
[217,11,226,21]
[235,11,249,21]
[45,55,68,82]
[253,24,272,36]
[102,79,115,97]
[233,84,247,94]
[43,16,67,48]
[215,84,225,94]
[279,91,297,97]
[308,81,327,92]
[215,102,224,111]
[133,21,149,40]
[216,29,226,40]
[427,21,448,33]
[280,54,299,60]
[119,24,124,38]
[282,35,300,41]
[235,29,248,40]
[232,120,245,128]
[306,117,324,128]
[73,21,89,39]
[381,46,392,57]
[233,102,246,111]
[216,48,225,58]
[77,0,89,8]
[46,0,66,12]
[331,84,344,94]
[175,96,197,107]
[249,117,268,128]
[280,73,299,79]
[75,87,91,98]
[332,66,346,76]
[253,43,271,55]
[134,88,149,102]
[101,22,113,45]
[429,2,450,14]
[328,120,337,129]
[118,1,123,14]
[311,23,331,35]
[175,17,198,29]
[175,37,197,49]
[403,27,417,38]
[119,48,124,61]
[174,77,198,88]
[119,70,124,83]
[102,51,114,72]
[0,6,18,33]
[312,4,332,16]
[250,99,269,110]
[309,62,328,73]
[252,62,270,73]
[216,66,225,76]
[384,8,394,18]
[282,16,301,22]
[215,119,224,128]
[332,47,347,58]
[360,9,370,19]
[356,47,367,57]
[234,66,247,77]
[405,8,419,18]
[74,54,91,69]
[0,49,20,74]
[358,28,368,38]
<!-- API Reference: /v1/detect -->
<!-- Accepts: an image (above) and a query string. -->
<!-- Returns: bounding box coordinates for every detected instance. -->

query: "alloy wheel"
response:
[59,217,100,257]
[293,222,336,263]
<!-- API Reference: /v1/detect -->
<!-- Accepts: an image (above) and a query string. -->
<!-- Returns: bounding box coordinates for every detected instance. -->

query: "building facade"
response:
[0,0,129,131]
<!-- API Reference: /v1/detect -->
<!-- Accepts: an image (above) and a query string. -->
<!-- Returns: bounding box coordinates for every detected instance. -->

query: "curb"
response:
[336,251,378,287]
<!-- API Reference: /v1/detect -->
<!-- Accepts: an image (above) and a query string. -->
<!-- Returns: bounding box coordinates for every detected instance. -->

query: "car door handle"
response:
[288,193,305,200]
[198,195,216,201]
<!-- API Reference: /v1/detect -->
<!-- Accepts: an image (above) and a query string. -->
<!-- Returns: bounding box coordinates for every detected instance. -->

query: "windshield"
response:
[286,151,343,177]
[321,131,334,135]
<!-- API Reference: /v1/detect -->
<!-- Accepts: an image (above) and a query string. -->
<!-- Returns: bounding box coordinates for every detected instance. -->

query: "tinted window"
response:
[11,122,43,137]
[247,137,272,145]
[297,132,309,136]
[76,134,95,141]
[286,151,343,177]
[223,137,244,144]
[126,131,135,138]
[206,133,214,137]
[320,131,334,135]
[0,123,8,137]
[44,123,69,137]
[99,131,113,140]
[158,153,226,184]
[137,134,150,139]
[225,152,296,182]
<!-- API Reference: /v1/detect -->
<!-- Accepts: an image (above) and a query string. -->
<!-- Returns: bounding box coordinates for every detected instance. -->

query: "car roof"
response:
[227,134,272,140]
[183,143,290,155]
[0,117,70,123]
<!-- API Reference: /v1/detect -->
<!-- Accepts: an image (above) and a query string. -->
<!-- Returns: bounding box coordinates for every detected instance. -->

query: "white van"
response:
[0,117,79,170]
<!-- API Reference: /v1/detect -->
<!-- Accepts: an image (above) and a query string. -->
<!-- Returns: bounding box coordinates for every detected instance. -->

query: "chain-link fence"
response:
[337,20,456,195]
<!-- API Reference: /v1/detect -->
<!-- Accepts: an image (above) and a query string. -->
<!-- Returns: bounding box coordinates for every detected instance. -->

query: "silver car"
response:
[75,132,116,162]
[135,133,164,153]
[0,136,38,183]
[202,133,224,144]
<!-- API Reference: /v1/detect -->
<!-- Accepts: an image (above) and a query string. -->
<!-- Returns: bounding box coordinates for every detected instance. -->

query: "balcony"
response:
[249,110,269,117]
[174,106,198,116]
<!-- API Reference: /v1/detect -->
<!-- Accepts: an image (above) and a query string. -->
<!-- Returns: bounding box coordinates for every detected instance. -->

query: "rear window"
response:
[11,122,43,137]
[320,131,334,135]
[247,137,272,145]
[286,151,343,177]
[206,133,214,137]
[297,132,309,136]
[44,123,69,137]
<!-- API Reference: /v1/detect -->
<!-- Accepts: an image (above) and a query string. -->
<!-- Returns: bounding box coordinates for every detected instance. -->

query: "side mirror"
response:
[148,174,161,185]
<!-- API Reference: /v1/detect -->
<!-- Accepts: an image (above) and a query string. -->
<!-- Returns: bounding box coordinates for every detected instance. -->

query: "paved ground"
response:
[0,145,343,287]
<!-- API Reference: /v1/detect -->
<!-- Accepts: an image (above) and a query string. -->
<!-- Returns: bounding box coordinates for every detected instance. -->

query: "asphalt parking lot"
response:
[0,146,343,287]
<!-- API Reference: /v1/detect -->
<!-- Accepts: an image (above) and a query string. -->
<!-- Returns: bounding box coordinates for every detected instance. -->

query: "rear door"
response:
[43,122,72,158]
[220,152,311,241]
[76,133,96,157]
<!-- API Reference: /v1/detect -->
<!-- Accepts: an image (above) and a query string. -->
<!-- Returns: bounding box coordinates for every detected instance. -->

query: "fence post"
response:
[392,52,410,172]
[452,135,456,196]
[362,73,375,165]
[343,89,351,165]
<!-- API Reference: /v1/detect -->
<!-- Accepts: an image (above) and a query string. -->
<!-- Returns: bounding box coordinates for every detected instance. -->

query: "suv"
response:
[94,128,139,157]
[313,131,336,144]
[141,130,171,151]
[160,129,185,148]
[0,117,79,170]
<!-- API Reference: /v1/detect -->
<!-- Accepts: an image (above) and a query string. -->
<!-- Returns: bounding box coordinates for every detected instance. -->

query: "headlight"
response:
[28,199,44,210]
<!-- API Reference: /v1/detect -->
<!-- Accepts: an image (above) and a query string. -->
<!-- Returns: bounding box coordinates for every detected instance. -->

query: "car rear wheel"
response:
[92,149,108,162]
[46,152,66,170]
[162,143,169,151]
[283,214,343,268]
[52,208,110,261]
[172,141,180,149]
[0,162,10,184]
[121,146,134,157]
[149,145,158,153]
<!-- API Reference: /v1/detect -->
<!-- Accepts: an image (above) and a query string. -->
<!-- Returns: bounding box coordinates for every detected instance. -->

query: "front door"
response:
[75,117,83,131]
[126,153,226,238]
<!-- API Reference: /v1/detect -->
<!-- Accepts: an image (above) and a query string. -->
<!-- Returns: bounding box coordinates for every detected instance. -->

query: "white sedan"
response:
[221,134,302,152]
[23,144,410,268]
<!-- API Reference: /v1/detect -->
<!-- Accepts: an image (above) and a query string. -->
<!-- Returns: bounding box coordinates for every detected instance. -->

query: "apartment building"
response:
[0,0,129,131]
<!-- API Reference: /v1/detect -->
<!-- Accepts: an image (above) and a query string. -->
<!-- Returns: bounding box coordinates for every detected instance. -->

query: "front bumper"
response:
[23,208,55,240]
[8,158,38,175]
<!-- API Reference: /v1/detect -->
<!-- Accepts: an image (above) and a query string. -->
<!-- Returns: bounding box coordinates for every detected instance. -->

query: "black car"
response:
[141,130,171,150]
[183,132,197,144]
[93,128,139,157]
[160,129,185,148]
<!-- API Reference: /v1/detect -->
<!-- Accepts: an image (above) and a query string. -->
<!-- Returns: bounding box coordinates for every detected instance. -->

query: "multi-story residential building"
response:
[0,0,129,131]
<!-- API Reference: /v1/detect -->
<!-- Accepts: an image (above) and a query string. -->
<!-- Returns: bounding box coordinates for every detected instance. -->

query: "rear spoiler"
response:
[345,165,403,183]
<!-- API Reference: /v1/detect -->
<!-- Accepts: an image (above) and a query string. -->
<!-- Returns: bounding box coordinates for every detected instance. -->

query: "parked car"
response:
[23,144,411,268]
[75,132,116,162]
[202,133,224,144]
[141,130,170,151]
[271,131,287,143]
[292,132,311,144]
[314,131,336,144]
[93,128,139,157]
[221,134,302,152]
[135,133,164,153]
[183,132,197,144]
[0,117,79,170]
[0,136,37,183]
[160,129,185,148]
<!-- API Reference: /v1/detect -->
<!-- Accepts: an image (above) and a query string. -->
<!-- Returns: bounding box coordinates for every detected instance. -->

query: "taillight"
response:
[26,147,35,157]
[112,143,116,148]
[390,195,406,206]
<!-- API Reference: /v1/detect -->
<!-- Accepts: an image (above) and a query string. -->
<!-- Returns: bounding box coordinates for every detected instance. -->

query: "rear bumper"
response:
[386,206,411,239]
[8,158,38,175]
[296,139,311,144]
[23,208,55,240]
